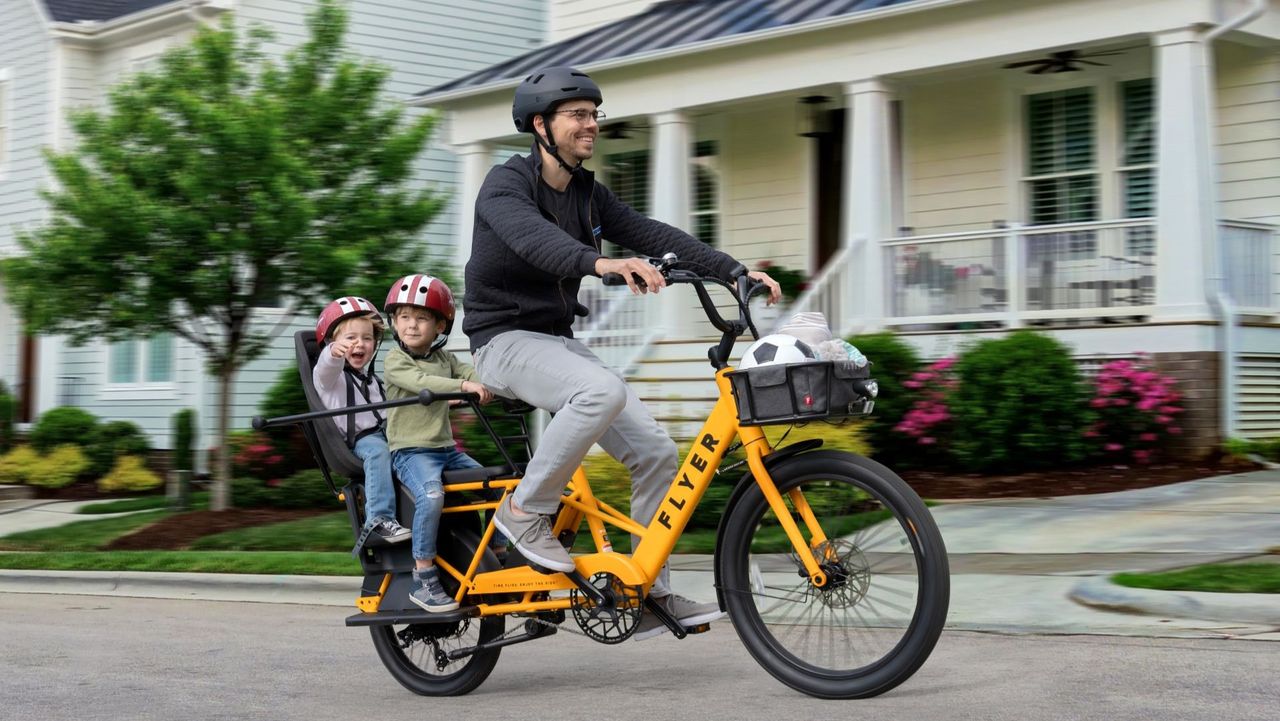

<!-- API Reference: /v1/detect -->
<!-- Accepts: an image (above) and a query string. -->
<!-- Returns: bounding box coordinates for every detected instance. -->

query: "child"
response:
[382,274,496,613]
[312,297,411,549]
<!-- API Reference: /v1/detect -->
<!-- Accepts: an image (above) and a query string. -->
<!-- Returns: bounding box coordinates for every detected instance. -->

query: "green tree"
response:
[1,2,444,510]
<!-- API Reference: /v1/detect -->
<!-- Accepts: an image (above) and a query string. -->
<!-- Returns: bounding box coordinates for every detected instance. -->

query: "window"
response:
[603,149,649,258]
[1119,78,1156,256]
[108,335,174,385]
[1024,87,1098,227]
[691,140,719,247]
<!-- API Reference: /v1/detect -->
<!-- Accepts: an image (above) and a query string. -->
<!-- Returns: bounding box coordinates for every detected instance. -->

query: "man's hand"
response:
[747,270,783,305]
[595,256,665,295]
[329,339,351,358]
[461,380,494,404]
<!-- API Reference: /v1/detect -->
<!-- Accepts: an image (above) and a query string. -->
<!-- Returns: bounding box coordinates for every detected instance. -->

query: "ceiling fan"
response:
[1003,49,1127,74]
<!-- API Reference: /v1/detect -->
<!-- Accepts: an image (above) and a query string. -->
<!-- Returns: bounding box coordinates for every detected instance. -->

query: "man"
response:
[464,66,781,640]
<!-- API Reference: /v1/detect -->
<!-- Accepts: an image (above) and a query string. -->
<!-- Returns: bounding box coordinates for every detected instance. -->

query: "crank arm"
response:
[644,595,689,640]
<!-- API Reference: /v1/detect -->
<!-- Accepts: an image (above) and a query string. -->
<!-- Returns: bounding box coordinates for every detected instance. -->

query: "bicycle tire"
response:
[717,450,949,699]
[369,529,506,696]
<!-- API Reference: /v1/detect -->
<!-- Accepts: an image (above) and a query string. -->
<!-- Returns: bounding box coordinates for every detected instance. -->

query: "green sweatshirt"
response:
[382,346,478,452]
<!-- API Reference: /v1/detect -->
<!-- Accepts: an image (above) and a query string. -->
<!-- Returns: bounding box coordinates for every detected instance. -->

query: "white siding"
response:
[1216,42,1280,224]
[902,75,1011,235]
[0,0,52,400]
[721,104,809,274]
[550,0,656,42]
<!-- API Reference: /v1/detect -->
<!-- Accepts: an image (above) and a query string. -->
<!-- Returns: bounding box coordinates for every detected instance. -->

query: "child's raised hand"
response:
[330,339,350,359]
[461,380,494,404]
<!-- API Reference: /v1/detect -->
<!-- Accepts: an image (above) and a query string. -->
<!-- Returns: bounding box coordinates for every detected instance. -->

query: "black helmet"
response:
[512,67,603,133]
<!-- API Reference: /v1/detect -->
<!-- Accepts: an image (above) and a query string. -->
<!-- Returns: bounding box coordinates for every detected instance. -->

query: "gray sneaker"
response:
[632,593,725,641]
[492,496,575,573]
[369,517,411,544]
[409,567,459,613]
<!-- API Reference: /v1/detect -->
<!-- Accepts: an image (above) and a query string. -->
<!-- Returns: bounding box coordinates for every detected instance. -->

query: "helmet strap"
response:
[535,114,579,173]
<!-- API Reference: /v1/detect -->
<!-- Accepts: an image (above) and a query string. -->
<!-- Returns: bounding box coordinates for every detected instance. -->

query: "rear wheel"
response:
[369,529,506,696]
[717,450,949,699]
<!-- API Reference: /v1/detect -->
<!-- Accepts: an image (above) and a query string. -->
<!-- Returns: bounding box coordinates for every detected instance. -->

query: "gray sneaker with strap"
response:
[632,593,725,641]
[409,566,459,613]
[492,495,575,573]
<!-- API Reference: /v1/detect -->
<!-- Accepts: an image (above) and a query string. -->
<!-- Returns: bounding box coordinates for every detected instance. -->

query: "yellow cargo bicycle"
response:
[257,261,949,699]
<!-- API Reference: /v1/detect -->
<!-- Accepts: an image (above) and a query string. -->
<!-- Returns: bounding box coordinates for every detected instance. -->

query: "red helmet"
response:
[384,274,456,335]
[315,296,380,343]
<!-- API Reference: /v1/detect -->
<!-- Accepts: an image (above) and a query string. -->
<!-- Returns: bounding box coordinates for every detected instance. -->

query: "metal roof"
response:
[43,0,178,23]
[416,0,926,99]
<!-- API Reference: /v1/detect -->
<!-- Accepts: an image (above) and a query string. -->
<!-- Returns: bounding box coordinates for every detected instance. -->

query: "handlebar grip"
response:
[601,272,647,288]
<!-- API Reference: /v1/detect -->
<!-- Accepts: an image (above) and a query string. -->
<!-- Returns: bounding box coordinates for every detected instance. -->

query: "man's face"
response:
[393,307,445,354]
[537,98,599,163]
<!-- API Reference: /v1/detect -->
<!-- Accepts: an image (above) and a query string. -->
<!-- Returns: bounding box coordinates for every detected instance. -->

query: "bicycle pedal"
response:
[683,622,712,635]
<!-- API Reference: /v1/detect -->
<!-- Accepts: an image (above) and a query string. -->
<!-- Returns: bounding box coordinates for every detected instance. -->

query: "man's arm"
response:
[595,182,740,281]
[475,170,602,278]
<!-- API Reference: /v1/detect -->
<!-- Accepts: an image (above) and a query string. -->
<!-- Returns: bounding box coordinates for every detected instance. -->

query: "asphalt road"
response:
[3,593,1275,721]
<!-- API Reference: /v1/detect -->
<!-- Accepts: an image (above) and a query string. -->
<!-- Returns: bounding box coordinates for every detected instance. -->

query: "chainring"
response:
[569,572,644,644]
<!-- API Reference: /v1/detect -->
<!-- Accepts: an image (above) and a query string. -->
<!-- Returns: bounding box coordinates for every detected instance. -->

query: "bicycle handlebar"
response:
[252,389,481,430]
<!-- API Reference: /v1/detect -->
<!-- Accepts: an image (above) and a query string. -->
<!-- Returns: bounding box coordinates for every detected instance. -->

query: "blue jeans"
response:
[353,431,395,525]
[392,447,482,561]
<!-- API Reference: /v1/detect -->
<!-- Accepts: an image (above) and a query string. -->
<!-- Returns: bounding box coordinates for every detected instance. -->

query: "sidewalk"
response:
[1,472,1278,637]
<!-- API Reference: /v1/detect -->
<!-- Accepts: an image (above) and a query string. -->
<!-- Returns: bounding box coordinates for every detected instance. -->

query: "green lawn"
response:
[77,493,210,514]
[191,512,352,552]
[1114,563,1280,594]
[0,551,361,575]
[0,510,171,551]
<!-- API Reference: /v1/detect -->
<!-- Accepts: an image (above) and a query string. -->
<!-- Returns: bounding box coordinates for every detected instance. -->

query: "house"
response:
[414,0,1280,452]
[0,0,544,462]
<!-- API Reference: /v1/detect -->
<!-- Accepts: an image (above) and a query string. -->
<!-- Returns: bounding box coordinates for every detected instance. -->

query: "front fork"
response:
[740,427,830,588]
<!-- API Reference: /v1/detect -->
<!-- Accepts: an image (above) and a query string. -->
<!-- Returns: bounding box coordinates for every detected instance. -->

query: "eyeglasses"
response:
[553,108,606,123]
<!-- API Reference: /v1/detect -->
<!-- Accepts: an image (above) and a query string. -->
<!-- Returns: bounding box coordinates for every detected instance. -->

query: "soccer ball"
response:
[739,334,817,370]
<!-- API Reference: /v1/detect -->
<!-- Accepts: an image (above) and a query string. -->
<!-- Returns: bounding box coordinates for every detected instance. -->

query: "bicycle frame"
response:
[355,369,835,617]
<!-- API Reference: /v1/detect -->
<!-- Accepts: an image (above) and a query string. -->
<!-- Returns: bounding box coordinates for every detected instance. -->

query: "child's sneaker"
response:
[369,517,411,544]
[409,566,459,613]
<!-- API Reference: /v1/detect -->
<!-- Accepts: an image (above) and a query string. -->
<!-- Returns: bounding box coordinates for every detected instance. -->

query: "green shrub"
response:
[453,406,532,468]
[1224,437,1280,464]
[949,331,1092,472]
[0,445,40,484]
[173,409,197,471]
[28,445,91,489]
[97,455,163,493]
[0,380,16,453]
[258,364,315,472]
[233,469,342,509]
[29,407,98,453]
[846,332,923,465]
[86,421,151,477]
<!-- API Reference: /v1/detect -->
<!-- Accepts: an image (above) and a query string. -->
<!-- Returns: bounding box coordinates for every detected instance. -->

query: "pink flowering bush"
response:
[1086,357,1184,464]
[229,431,288,481]
[895,357,958,452]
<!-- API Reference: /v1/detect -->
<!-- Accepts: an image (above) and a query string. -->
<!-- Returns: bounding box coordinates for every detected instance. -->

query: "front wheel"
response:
[717,450,949,699]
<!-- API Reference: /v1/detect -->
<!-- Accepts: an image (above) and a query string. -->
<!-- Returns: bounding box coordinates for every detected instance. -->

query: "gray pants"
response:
[473,330,678,596]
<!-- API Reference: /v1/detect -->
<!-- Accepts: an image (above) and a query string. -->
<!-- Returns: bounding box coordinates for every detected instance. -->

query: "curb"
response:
[1069,576,1280,626]
[0,569,357,607]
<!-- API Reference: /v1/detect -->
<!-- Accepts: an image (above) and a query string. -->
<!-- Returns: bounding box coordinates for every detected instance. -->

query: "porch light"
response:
[796,95,834,138]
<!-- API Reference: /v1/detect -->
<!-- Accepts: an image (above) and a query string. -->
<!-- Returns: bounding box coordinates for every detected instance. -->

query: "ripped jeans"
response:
[390,447,482,561]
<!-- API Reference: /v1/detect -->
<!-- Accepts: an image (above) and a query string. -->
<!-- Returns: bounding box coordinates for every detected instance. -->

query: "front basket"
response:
[727,360,875,426]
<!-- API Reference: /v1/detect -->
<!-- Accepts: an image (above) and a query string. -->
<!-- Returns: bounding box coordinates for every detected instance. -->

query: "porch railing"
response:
[1221,220,1276,312]
[771,244,855,336]
[573,277,661,375]
[884,219,1160,327]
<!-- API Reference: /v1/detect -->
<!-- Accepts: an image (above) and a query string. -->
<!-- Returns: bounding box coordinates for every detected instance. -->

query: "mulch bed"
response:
[900,456,1261,499]
[103,509,330,551]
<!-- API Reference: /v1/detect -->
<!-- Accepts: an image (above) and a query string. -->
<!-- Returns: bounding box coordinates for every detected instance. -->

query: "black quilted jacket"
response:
[462,149,741,351]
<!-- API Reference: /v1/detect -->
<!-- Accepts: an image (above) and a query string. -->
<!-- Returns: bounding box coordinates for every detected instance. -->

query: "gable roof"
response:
[43,0,180,23]
[417,0,927,99]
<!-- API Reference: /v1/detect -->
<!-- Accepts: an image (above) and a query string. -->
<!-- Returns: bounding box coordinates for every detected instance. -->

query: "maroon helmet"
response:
[384,274,456,335]
[315,296,380,343]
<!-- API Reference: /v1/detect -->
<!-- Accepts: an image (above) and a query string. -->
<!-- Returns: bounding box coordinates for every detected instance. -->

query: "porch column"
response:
[454,142,492,272]
[844,79,894,331]
[650,110,693,335]
[1153,29,1214,320]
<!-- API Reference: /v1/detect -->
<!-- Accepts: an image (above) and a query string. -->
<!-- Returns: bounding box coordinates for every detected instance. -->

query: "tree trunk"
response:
[210,367,235,512]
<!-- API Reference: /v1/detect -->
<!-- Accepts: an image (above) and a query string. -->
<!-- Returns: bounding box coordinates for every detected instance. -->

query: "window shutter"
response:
[1027,88,1094,176]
